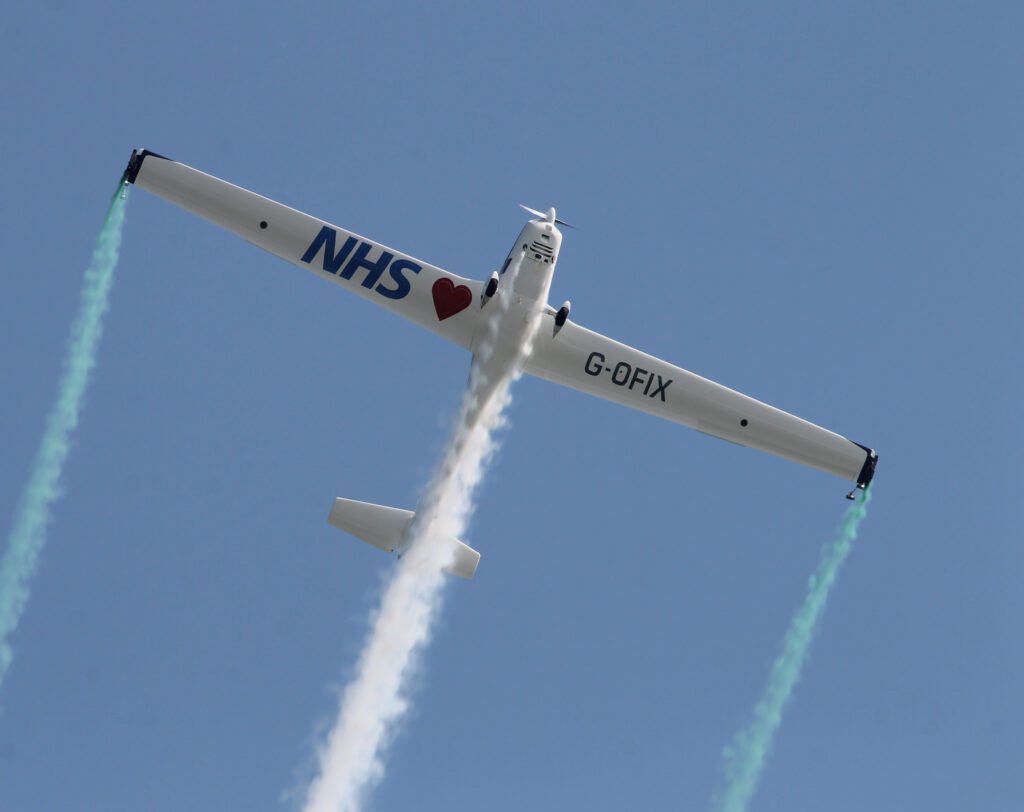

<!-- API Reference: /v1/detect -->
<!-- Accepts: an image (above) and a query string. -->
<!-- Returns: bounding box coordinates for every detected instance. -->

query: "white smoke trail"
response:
[0,182,129,691]
[300,259,538,812]
[712,487,872,812]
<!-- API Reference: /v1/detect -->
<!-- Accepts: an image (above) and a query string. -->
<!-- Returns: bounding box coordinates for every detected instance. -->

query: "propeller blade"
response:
[518,204,576,229]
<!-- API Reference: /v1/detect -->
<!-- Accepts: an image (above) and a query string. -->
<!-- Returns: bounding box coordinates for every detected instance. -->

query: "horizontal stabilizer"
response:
[327,497,480,579]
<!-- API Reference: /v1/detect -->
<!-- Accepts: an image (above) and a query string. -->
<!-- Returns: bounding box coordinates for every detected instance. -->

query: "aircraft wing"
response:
[123,149,484,350]
[523,311,877,489]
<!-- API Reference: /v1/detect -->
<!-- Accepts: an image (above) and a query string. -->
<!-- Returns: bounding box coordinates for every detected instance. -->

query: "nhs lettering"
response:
[300,225,420,301]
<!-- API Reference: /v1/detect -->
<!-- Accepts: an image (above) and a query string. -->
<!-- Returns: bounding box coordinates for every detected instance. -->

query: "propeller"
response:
[519,204,575,229]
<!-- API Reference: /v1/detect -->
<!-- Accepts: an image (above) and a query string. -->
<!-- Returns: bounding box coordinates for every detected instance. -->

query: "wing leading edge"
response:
[524,310,877,493]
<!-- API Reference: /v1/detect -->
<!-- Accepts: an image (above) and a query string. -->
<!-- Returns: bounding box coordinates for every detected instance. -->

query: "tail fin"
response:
[327,497,480,579]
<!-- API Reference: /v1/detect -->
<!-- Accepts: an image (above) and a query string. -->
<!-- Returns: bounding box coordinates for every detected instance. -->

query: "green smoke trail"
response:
[0,180,129,690]
[712,487,872,812]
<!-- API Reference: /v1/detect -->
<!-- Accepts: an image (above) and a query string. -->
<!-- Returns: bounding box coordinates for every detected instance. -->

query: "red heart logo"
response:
[431,278,472,321]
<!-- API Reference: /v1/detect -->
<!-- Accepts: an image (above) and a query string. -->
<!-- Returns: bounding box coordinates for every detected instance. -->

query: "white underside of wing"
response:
[130,152,484,350]
[126,151,871,487]
[523,314,869,483]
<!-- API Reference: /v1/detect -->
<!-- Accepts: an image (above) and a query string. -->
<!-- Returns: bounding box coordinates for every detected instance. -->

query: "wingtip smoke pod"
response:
[123,148,170,186]
[846,445,878,500]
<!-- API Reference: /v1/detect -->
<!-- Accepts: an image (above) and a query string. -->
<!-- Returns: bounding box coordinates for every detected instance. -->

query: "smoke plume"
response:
[712,488,872,812]
[0,182,129,690]
[300,258,537,812]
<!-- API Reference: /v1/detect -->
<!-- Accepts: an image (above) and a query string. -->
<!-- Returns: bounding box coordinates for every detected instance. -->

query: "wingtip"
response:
[123,148,171,185]
[852,443,879,495]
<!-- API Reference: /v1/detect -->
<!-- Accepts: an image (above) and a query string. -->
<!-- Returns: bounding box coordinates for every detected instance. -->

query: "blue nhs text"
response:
[300,225,420,301]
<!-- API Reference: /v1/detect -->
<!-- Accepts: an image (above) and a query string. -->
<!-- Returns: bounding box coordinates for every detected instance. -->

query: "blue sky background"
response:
[2,2,1022,809]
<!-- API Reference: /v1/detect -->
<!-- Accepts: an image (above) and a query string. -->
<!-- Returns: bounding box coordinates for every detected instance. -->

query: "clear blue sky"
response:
[2,2,1022,809]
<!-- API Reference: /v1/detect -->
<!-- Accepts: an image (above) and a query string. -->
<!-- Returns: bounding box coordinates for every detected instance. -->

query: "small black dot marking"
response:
[740,419,749,427]
[259,220,268,229]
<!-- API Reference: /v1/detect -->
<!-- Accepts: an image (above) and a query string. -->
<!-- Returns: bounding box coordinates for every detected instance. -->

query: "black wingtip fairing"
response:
[846,443,879,499]
[123,148,171,185]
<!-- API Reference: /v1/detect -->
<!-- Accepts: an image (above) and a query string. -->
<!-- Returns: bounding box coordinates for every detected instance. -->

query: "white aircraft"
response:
[123,149,877,578]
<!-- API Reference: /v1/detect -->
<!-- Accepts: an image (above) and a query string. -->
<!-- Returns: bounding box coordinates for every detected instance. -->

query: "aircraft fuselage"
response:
[467,214,562,415]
